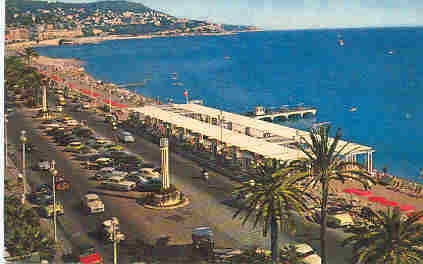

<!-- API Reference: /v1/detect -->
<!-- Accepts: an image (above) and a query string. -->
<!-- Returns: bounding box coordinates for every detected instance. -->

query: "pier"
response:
[245,106,317,122]
[117,82,146,88]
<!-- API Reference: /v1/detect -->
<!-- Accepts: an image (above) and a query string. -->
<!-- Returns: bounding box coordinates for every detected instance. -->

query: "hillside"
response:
[5,0,256,39]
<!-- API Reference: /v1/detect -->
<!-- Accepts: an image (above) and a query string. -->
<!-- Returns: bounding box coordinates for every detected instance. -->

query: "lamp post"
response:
[109,87,112,113]
[5,116,8,167]
[112,221,118,264]
[50,160,58,243]
[20,130,27,204]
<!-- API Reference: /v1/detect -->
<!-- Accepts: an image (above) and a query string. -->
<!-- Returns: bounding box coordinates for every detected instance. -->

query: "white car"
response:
[137,168,161,180]
[39,122,61,129]
[38,160,50,171]
[101,176,136,191]
[117,130,135,143]
[63,119,79,126]
[81,194,104,214]
[95,170,128,181]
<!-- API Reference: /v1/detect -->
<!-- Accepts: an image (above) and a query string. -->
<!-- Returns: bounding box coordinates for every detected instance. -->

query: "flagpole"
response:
[185,90,189,104]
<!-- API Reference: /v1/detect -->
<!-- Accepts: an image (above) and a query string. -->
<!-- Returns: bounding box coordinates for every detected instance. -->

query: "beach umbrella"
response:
[380,200,398,207]
[399,205,415,212]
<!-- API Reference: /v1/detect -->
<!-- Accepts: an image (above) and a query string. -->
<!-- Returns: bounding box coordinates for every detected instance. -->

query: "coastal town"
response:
[5,0,258,44]
[3,1,423,264]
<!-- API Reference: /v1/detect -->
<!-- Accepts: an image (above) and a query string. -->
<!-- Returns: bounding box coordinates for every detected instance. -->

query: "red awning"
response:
[368,196,386,203]
[380,200,398,207]
[343,188,372,196]
[400,205,415,212]
[103,99,128,109]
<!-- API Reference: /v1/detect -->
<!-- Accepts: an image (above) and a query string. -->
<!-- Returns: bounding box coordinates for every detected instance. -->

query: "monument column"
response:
[160,138,170,190]
[42,85,48,119]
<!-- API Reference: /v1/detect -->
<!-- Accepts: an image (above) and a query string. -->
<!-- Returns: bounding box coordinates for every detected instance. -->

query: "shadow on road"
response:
[120,238,208,263]
[90,189,145,201]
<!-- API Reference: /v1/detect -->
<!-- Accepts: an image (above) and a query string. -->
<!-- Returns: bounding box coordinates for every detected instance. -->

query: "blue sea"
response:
[36,27,423,183]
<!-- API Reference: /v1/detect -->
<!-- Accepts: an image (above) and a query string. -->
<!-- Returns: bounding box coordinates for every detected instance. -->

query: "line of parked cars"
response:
[37,114,163,195]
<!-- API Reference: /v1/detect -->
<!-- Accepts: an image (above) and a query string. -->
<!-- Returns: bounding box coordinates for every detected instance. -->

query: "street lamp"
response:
[50,160,58,243]
[112,221,118,264]
[109,87,112,113]
[20,130,27,204]
[5,116,8,167]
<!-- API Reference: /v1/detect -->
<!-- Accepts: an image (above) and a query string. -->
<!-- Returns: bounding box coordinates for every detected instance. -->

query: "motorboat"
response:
[349,107,357,112]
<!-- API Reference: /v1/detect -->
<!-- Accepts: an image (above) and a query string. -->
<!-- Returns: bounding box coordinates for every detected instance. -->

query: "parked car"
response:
[70,243,103,264]
[55,177,71,191]
[64,142,85,152]
[100,176,136,191]
[39,200,65,218]
[95,170,128,181]
[137,168,161,180]
[117,162,145,172]
[125,173,149,183]
[116,130,135,143]
[135,178,162,192]
[97,144,124,152]
[63,119,79,126]
[39,121,61,129]
[73,146,98,155]
[37,160,51,171]
[81,194,104,214]
[56,136,81,146]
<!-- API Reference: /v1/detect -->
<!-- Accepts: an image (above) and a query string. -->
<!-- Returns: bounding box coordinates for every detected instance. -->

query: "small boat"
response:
[338,39,344,46]
[171,82,184,86]
[349,107,357,112]
[224,56,231,60]
[388,50,394,55]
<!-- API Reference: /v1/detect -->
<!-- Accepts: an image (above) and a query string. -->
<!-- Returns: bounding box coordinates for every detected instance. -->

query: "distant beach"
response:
[5,30,264,50]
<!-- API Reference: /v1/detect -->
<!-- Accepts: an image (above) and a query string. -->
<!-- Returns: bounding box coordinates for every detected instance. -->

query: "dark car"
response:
[114,156,143,166]
[117,162,145,172]
[35,184,52,194]
[135,178,162,192]
[56,136,81,146]
[72,146,97,155]
[52,130,74,139]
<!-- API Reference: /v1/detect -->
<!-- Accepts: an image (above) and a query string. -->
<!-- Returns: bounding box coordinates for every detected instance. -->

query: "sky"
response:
[11,0,423,29]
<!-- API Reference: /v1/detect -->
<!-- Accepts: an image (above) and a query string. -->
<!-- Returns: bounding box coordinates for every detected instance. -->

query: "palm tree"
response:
[294,126,376,264]
[342,207,423,263]
[232,161,315,263]
[23,47,39,65]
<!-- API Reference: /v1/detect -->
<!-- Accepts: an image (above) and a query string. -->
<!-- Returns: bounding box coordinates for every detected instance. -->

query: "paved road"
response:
[9,101,353,263]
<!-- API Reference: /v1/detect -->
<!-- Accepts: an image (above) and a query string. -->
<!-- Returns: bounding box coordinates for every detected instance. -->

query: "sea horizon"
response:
[35,27,423,183]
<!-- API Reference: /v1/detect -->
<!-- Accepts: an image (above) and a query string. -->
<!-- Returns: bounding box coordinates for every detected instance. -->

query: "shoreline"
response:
[29,53,423,187]
[6,30,264,49]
